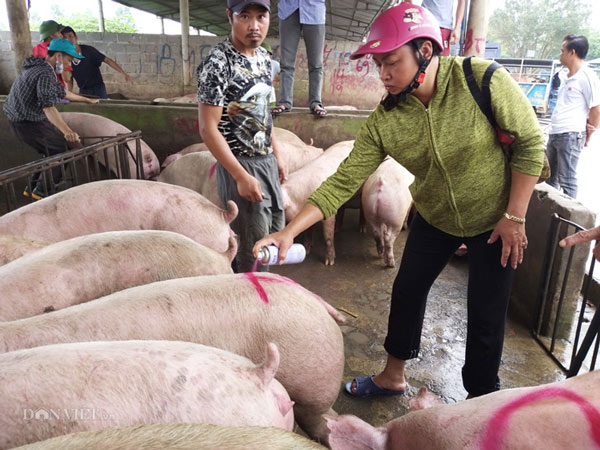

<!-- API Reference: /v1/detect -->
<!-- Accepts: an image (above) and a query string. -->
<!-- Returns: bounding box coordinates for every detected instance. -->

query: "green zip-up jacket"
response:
[308,56,545,237]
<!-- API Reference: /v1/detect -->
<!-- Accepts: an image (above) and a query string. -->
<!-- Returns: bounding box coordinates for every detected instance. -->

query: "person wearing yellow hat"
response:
[4,39,97,200]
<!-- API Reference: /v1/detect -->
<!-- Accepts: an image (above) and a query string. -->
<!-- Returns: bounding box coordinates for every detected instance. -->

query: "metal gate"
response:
[533,213,599,376]
[0,131,144,215]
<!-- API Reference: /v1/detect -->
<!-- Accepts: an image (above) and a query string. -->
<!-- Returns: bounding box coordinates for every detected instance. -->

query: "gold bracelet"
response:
[503,212,526,224]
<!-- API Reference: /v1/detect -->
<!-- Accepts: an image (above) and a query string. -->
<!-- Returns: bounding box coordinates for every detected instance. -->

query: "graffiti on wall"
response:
[128,41,384,94]
[464,28,486,56]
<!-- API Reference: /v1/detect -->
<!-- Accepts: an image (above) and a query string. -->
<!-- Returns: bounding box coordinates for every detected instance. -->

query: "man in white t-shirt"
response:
[547,34,600,198]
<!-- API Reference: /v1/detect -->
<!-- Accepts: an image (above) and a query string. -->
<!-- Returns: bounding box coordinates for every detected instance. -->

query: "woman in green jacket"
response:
[254,2,545,399]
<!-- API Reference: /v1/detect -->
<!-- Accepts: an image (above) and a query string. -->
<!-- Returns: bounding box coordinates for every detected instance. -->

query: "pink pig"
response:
[61,112,160,179]
[158,152,222,207]
[0,179,238,256]
[14,423,326,450]
[0,272,345,445]
[361,157,414,267]
[327,370,600,450]
[281,140,354,265]
[0,234,49,266]
[0,340,294,449]
[0,230,235,321]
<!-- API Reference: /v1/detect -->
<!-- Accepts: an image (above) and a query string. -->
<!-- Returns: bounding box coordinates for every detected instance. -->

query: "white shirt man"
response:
[546,34,600,198]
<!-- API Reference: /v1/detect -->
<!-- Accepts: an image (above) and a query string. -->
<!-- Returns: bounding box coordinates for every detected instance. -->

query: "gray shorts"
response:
[216,153,285,272]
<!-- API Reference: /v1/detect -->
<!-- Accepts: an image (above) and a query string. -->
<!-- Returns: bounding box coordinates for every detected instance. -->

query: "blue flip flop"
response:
[344,375,405,397]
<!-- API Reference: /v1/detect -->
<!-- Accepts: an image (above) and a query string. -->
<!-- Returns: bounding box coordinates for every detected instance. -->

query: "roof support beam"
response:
[5,0,31,75]
[180,0,191,86]
[98,0,106,32]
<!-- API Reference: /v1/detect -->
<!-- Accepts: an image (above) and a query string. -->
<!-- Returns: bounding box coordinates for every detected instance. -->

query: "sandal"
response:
[272,104,291,116]
[311,104,328,118]
[344,375,405,398]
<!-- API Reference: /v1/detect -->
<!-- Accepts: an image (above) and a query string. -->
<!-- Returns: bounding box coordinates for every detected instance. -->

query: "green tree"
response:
[58,12,101,32]
[30,5,137,34]
[104,7,137,33]
[586,30,600,60]
[488,0,592,59]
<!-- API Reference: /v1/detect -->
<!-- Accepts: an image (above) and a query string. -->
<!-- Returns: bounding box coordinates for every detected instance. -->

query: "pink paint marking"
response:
[242,273,344,322]
[480,386,600,450]
[243,272,269,303]
[209,163,217,179]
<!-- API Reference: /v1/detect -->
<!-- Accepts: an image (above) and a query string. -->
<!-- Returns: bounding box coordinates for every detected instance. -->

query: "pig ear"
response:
[326,415,387,450]
[223,200,239,223]
[224,236,237,263]
[255,342,280,388]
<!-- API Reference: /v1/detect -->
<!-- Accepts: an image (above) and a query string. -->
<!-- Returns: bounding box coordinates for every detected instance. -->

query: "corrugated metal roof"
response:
[112,0,398,41]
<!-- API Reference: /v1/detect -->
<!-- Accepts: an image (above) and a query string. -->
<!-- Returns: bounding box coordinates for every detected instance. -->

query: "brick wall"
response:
[0,31,385,109]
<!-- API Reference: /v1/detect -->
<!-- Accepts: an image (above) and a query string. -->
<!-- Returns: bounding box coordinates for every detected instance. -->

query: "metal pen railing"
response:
[0,131,144,215]
[533,213,599,376]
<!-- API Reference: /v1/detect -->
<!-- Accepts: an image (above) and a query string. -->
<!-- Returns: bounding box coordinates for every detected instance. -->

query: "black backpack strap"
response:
[463,56,502,128]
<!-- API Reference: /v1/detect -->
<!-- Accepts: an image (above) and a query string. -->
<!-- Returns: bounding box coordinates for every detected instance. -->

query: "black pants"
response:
[384,213,515,397]
[9,119,69,187]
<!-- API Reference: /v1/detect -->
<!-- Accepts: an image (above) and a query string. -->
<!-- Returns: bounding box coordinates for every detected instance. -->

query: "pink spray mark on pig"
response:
[480,386,600,450]
[209,163,217,179]
[243,272,270,303]
[242,273,345,323]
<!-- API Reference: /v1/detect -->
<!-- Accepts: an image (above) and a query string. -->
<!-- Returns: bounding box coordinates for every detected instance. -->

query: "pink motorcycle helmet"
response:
[350,2,443,60]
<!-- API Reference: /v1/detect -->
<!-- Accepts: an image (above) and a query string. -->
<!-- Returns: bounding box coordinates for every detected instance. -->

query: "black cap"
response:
[61,26,76,36]
[227,0,270,14]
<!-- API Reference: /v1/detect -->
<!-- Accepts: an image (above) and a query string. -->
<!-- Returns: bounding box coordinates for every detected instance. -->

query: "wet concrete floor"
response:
[270,209,565,427]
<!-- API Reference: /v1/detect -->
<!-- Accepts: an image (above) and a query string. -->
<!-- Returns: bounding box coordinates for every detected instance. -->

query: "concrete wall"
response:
[0,31,385,109]
[0,98,369,169]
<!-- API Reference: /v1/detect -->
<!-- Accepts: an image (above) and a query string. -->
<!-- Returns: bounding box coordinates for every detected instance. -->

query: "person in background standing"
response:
[261,42,281,83]
[197,0,287,272]
[61,26,133,99]
[546,34,600,199]
[272,0,328,117]
[33,20,72,90]
[3,39,98,199]
[409,0,465,56]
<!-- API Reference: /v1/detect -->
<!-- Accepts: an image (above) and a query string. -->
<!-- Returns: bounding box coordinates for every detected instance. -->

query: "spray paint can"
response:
[257,243,306,265]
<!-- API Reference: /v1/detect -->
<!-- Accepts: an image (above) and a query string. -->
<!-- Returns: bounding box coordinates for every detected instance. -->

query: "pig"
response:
[14,423,326,450]
[162,142,209,168]
[0,273,346,444]
[0,179,238,256]
[282,140,354,265]
[158,152,222,207]
[0,230,235,321]
[61,112,160,179]
[327,370,600,450]
[153,93,198,104]
[361,157,414,267]
[0,340,293,449]
[158,129,323,208]
[0,234,49,266]
[160,127,322,171]
[273,127,323,173]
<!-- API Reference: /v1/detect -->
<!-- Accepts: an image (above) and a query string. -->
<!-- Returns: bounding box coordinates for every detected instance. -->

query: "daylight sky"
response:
[0,0,191,34]
[1,0,599,35]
